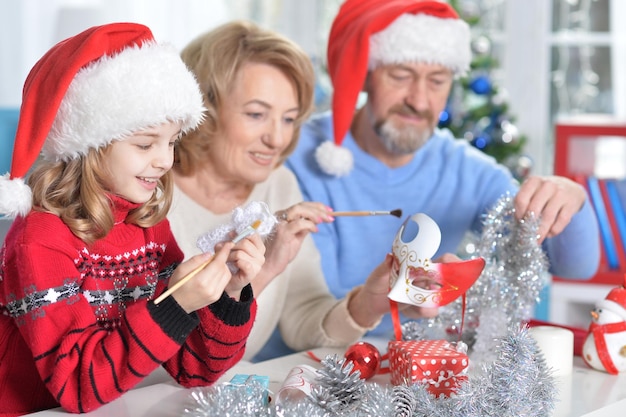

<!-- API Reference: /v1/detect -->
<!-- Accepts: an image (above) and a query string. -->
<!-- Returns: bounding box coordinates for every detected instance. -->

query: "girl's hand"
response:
[170,242,235,313]
[224,233,266,299]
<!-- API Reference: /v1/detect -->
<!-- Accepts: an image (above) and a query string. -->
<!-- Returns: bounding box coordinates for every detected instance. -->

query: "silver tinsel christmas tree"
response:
[416,194,550,364]
[183,195,557,417]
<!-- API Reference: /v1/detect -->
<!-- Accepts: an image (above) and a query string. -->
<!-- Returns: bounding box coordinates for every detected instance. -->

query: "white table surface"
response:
[25,344,626,417]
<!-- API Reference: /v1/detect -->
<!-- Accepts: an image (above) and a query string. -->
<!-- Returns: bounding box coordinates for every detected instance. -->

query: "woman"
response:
[168,20,434,360]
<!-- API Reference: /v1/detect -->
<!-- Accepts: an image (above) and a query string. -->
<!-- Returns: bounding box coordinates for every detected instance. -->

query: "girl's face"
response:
[104,121,181,203]
[210,62,299,185]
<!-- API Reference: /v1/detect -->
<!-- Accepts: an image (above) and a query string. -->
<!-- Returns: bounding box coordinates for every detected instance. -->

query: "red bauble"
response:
[344,341,381,379]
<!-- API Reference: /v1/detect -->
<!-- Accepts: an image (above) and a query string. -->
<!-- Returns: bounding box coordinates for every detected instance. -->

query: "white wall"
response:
[503,0,552,175]
[0,0,232,107]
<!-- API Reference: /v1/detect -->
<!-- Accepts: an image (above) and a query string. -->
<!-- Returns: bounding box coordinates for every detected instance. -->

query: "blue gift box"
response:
[228,374,270,404]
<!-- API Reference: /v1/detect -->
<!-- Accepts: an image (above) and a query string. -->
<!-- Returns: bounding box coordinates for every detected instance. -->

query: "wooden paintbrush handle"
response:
[332,209,402,218]
[332,211,373,216]
[153,256,213,305]
[332,211,392,216]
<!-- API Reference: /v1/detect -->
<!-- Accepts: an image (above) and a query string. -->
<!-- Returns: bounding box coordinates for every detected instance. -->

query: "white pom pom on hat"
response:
[316,0,471,177]
[315,141,354,177]
[0,174,32,218]
[0,22,205,218]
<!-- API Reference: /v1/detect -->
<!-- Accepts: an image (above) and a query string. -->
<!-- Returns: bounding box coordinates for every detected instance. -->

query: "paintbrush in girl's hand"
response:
[154,220,262,305]
[331,209,403,218]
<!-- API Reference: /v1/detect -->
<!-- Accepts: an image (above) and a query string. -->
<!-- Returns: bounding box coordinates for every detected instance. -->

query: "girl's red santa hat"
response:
[0,22,205,218]
[316,0,471,176]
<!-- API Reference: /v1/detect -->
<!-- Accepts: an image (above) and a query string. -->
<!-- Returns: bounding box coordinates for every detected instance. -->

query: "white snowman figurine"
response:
[582,281,626,374]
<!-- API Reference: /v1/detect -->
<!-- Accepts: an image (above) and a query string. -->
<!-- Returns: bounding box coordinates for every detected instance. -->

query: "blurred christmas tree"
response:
[439,0,532,181]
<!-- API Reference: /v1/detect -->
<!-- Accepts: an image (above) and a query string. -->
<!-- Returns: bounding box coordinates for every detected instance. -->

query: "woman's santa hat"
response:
[316,0,471,176]
[0,22,205,218]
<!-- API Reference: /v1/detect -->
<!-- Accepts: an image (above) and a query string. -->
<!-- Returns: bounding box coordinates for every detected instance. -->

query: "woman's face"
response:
[211,62,299,185]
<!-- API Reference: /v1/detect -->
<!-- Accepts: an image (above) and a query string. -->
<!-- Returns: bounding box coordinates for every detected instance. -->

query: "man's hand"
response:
[514,175,586,243]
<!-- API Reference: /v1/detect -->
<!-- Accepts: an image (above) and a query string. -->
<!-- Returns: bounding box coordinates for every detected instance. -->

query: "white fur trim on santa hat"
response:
[315,141,354,177]
[43,42,205,162]
[369,13,471,75]
[596,298,626,322]
[0,173,32,218]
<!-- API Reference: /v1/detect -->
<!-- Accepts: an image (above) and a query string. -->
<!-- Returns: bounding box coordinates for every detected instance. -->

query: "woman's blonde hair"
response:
[175,20,315,176]
[28,145,173,245]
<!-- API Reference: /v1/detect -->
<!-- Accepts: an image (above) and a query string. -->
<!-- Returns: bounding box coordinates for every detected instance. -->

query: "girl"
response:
[0,23,264,416]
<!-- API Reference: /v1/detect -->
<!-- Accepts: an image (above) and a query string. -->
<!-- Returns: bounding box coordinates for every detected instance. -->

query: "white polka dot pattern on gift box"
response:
[388,340,469,398]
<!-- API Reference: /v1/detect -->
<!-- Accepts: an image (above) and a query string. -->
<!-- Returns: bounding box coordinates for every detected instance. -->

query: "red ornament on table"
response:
[344,341,381,380]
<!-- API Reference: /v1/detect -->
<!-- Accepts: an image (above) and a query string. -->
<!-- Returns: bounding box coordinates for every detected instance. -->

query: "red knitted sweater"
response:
[0,196,256,416]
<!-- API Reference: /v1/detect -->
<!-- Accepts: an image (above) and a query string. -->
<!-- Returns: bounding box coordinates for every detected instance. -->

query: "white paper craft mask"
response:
[388,213,485,308]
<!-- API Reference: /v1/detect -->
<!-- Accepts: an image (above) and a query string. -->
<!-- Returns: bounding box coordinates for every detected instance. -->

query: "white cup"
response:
[529,326,574,377]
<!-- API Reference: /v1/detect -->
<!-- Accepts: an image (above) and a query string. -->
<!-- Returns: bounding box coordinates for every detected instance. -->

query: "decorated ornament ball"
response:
[344,341,381,380]
[469,75,492,95]
[471,35,492,56]
[504,154,534,181]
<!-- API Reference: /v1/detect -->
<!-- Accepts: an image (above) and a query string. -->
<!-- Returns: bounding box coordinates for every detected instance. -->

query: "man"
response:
[285,0,600,338]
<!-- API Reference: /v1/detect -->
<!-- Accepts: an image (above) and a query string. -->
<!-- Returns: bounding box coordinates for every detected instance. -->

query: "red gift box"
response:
[388,340,469,398]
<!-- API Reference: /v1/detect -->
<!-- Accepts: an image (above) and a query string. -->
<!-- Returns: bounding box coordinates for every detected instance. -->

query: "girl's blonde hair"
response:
[28,145,173,244]
[175,20,315,176]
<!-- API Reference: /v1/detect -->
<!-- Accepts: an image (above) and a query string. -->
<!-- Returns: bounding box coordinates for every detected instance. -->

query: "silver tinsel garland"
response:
[183,326,556,417]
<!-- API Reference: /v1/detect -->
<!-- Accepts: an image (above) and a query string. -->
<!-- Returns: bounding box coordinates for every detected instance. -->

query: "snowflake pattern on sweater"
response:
[3,243,177,330]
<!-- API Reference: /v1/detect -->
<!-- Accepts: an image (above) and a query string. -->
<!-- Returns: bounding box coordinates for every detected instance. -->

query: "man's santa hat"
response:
[0,22,205,218]
[316,0,471,176]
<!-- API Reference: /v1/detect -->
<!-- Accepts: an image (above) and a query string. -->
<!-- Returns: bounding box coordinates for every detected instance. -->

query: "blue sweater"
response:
[286,111,600,338]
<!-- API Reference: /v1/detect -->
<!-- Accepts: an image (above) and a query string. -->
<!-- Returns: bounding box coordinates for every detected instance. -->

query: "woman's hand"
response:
[395,253,460,319]
[347,254,395,328]
[254,202,332,294]
[346,253,467,327]
[346,254,437,329]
